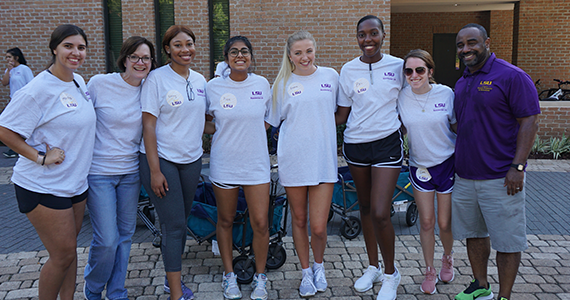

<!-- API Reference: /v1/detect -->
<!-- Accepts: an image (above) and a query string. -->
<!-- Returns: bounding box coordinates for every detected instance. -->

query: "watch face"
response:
[517,164,524,171]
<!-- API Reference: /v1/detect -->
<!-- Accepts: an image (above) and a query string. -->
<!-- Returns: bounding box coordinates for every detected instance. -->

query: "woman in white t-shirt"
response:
[336,15,405,300]
[2,47,34,158]
[83,36,157,300]
[270,30,338,297]
[0,24,95,300]
[140,25,210,300]
[397,49,456,294]
[205,36,272,300]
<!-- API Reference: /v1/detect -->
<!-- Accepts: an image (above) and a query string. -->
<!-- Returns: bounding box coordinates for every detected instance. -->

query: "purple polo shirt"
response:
[454,53,540,180]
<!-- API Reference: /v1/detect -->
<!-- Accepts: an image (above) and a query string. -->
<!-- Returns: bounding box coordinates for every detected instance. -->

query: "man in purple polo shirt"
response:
[452,23,540,300]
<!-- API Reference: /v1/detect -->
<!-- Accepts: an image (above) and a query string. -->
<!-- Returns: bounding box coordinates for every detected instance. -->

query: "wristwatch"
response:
[511,163,525,172]
[36,151,46,165]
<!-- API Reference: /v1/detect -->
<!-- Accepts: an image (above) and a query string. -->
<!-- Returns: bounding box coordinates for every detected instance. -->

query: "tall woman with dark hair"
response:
[0,24,95,300]
[140,25,209,300]
[2,47,34,158]
[83,36,157,300]
[206,36,272,300]
[336,15,405,300]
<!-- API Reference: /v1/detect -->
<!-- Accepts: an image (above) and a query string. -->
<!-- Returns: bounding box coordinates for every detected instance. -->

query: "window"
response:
[154,0,175,66]
[103,0,123,73]
[209,0,230,78]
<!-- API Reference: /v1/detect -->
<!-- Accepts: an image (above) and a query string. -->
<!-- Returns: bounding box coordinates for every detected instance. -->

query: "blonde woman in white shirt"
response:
[270,30,338,297]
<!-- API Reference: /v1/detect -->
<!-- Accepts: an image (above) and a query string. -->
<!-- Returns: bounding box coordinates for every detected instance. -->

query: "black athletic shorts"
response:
[15,184,88,214]
[342,129,403,168]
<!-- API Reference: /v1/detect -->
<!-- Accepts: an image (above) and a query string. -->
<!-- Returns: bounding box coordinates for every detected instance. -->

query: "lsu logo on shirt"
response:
[59,92,78,109]
[220,93,237,109]
[320,83,333,92]
[477,80,493,92]
[250,90,264,100]
[433,102,448,112]
[196,88,206,97]
[353,78,369,94]
[288,83,304,97]
[383,72,396,81]
[166,90,184,107]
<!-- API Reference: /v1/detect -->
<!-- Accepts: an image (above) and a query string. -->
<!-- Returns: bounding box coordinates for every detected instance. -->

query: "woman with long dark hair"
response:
[206,36,272,300]
[2,47,34,158]
[0,24,95,300]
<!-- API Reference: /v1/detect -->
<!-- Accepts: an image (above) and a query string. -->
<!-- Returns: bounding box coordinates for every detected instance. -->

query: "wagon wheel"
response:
[233,255,255,284]
[266,243,287,269]
[406,203,418,226]
[340,216,361,239]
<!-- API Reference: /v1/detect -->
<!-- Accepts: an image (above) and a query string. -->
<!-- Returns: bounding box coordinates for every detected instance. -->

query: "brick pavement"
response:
[1,151,570,299]
[1,235,570,299]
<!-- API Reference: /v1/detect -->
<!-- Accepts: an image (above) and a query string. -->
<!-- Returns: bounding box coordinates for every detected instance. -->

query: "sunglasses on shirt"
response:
[404,66,427,76]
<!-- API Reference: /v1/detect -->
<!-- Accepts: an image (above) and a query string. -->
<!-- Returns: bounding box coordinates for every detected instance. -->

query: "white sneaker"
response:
[222,272,242,299]
[312,264,327,292]
[299,268,317,297]
[354,265,383,292]
[250,273,268,300]
[376,266,401,300]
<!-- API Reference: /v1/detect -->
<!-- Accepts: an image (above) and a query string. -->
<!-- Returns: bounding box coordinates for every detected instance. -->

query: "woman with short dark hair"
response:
[82,36,157,300]
[0,24,95,300]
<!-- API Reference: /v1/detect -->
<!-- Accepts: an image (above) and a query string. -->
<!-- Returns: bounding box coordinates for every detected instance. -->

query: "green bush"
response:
[547,135,570,159]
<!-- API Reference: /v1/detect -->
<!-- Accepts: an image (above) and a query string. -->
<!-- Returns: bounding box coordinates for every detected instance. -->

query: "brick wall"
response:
[0,0,105,110]
[538,105,570,140]
[490,10,513,63]
[515,0,570,91]
[122,0,156,47]
[175,0,210,79]
[391,11,491,60]
[229,0,392,83]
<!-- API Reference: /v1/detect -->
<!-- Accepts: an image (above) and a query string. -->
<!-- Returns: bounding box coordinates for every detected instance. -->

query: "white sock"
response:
[313,262,323,270]
[302,267,312,276]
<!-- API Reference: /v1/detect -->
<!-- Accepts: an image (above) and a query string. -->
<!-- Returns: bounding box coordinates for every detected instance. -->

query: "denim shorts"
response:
[451,175,528,253]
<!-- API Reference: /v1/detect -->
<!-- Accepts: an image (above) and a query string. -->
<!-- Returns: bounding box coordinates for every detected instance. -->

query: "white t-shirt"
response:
[214,61,230,78]
[0,70,96,197]
[338,55,405,143]
[269,67,338,186]
[397,84,457,168]
[88,73,143,175]
[6,64,34,98]
[206,73,272,185]
[140,65,207,164]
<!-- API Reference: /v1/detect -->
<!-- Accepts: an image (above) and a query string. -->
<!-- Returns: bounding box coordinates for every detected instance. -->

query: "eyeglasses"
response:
[186,80,195,101]
[127,55,151,64]
[404,66,427,76]
[228,48,251,57]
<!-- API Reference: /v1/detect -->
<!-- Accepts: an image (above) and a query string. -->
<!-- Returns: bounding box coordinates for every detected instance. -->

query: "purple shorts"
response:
[409,155,455,193]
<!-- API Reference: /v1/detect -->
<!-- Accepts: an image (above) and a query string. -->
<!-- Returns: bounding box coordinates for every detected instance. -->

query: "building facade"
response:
[1,0,568,139]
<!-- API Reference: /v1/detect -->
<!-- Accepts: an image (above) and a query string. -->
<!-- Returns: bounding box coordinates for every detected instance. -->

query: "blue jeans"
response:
[84,173,140,299]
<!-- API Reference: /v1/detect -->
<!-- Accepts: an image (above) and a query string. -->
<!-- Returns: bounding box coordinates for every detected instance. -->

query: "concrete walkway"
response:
[0,156,569,299]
